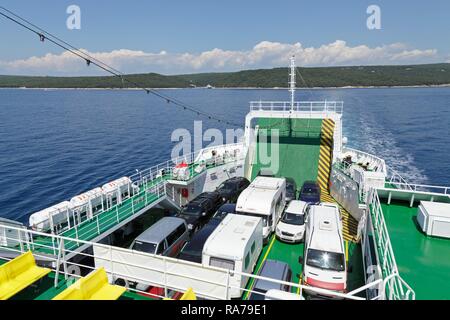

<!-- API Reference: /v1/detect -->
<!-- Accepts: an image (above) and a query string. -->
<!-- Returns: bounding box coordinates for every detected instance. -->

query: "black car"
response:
[178,218,221,263]
[216,177,250,203]
[177,192,223,233]
[195,191,224,209]
[285,177,297,203]
[299,181,321,204]
[212,203,236,222]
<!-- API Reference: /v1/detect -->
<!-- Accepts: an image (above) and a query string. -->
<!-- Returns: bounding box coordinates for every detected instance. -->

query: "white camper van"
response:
[302,203,347,297]
[236,176,286,243]
[202,214,263,298]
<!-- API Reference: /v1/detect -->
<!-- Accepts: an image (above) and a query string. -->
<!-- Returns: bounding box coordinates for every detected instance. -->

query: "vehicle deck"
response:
[379,199,450,300]
[245,117,363,298]
[250,118,322,188]
[243,235,365,299]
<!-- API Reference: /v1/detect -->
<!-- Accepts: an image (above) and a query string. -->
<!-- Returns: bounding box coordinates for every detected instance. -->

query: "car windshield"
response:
[302,185,318,195]
[249,288,267,300]
[306,249,345,272]
[181,204,202,216]
[281,212,304,225]
[132,241,157,254]
[286,184,295,192]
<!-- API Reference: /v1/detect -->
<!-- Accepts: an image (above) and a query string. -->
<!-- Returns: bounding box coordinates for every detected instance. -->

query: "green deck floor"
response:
[380,200,450,300]
[250,118,322,188]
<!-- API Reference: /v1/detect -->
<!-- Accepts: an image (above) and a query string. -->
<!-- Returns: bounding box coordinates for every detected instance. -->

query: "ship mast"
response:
[289,55,296,110]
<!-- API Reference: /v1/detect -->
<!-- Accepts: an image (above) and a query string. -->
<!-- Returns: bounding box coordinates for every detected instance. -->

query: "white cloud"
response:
[0,40,440,76]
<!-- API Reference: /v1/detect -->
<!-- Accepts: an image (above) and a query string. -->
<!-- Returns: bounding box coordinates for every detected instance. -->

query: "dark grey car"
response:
[249,259,292,300]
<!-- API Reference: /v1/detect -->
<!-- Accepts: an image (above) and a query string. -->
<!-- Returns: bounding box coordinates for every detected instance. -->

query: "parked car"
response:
[178,219,221,263]
[285,177,297,202]
[248,260,292,300]
[216,177,250,203]
[276,200,308,243]
[130,217,188,257]
[212,203,236,222]
[177,197,219,233]
[299,181,321,204]
[194,191,224,209]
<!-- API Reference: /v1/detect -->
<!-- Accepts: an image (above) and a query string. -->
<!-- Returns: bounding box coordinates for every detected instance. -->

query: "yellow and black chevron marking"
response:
[317,119,358,243]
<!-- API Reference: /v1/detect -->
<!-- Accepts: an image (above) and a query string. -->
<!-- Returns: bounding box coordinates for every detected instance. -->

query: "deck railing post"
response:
[96,216,100,235]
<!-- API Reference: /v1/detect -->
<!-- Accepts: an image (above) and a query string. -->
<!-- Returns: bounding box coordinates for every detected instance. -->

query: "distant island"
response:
[1,63,449,89]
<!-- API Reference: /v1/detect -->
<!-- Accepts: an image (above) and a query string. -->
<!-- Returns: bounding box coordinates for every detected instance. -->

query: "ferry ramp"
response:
[250,118,322,188]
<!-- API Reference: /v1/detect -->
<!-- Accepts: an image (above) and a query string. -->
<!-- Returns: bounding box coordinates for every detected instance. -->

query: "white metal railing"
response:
[129,143,245,186]
[342,147,387,174]
[386,168,414,190]
[367,189,415,300]
[249,101,343,114]
[0,224,386,301]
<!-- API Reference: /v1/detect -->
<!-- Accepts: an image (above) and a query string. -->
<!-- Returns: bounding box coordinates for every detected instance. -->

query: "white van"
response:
[202,214,263,298]
[302,203,347,297]
[236,177,286,243]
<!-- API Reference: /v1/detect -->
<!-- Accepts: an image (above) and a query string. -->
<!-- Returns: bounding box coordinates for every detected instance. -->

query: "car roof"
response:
[183,221,220,252]
[134,217,185,244]
[224,176,247,182]
[302,181,318,187]
[217,203,236,212]
[285,200,307,214]
[254,260,290,291]
[308,205,343,253]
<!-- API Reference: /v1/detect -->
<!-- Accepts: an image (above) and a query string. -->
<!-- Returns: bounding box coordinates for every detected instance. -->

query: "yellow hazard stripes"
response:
[317,119,358,243]
[317,119,334,191]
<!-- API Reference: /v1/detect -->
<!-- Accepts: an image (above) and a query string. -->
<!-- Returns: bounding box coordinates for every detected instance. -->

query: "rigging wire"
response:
[0,6,240,127]
[295,67,315,100]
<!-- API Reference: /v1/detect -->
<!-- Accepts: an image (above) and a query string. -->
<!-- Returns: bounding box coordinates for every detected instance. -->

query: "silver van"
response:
[130,217,188,257]
[249,259,292,300]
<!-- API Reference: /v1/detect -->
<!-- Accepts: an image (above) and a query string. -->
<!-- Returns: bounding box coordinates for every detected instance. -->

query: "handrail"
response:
[367,189,415,300]
[0,223,387,300]
[342,147,387,174]
[249,100,343,114]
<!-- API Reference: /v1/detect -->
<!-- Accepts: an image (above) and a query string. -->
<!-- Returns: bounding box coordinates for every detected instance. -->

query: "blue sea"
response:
[0,87,449,223]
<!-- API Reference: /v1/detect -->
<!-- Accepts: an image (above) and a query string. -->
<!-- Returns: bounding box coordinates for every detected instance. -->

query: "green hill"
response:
[1,63,449,88]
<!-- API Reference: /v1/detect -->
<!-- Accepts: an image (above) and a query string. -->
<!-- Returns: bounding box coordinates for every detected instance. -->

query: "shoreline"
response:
[0,84,449,90]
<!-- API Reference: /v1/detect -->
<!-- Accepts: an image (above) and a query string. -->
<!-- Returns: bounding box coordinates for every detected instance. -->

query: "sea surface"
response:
[0,87,449,223]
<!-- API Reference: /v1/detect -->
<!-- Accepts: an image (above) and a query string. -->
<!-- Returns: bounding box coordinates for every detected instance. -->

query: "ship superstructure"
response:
[1,58,449,301]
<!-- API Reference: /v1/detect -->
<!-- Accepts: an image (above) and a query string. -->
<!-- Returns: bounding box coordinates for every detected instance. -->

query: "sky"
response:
[0,0,449,76]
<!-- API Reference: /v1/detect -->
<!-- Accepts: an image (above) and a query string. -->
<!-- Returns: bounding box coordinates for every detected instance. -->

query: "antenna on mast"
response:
[289,55,296,110]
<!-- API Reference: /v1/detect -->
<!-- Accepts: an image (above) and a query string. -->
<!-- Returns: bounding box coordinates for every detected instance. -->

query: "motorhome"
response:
[302,203,347,298]
[202,214,263,298]
[236,176,286,243]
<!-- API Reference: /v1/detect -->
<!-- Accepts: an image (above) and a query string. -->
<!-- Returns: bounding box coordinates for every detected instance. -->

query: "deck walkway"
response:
[380,200,450,300]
